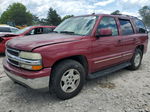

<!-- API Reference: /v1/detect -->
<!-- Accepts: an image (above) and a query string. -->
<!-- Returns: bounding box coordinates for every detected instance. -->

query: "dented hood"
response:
[7,33,81,51]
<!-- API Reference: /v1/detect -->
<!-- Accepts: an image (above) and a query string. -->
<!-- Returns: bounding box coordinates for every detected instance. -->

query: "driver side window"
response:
[98,16,118,36]
[28,28,44,35]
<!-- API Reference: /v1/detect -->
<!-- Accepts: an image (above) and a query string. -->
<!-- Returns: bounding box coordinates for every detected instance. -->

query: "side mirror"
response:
[146,29,150,33]
[139,28,147,33]
[96,28,112,37]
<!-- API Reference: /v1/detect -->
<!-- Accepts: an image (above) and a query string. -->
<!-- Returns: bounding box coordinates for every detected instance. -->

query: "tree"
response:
[46,7,61,26]
[39,18,47,25]
[62,15,74,21]
[0,3,33,25]
[139,6,150,26]
[111,10,121,15]
[32,15,40,25]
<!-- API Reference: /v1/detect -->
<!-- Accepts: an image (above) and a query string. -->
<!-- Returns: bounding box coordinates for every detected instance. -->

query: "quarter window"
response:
[98,17,118,36]
[134,19,146,33]
[119,19,134,35]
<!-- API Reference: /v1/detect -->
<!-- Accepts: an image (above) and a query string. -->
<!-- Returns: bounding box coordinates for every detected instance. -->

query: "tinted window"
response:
[29,28,43,35]
[35,28,43,34]
[0,27,11,32]
[119,19,134,35]
[134,19,146,33]
[43,28,53,33]
[98,17,118,36]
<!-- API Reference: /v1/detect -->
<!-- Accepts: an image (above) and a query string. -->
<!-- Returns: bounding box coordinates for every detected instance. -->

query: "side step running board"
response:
[87,62,131,79]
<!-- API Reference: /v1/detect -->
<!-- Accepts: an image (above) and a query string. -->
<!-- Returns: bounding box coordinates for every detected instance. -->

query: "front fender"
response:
[33,38,92,68]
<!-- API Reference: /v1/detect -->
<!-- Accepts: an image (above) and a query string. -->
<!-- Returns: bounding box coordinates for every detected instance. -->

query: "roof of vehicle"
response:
[75,13,139,20]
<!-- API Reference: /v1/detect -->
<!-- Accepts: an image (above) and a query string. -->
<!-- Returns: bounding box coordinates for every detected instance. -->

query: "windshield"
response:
[11,28,19,33]
[15,26,31,35]
[54,16,97,35]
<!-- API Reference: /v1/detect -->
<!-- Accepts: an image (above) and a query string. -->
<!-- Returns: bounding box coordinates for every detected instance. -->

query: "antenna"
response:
[92,10,95,15]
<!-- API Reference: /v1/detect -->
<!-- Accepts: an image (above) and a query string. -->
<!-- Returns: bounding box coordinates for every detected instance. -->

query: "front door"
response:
[91,16,123,72]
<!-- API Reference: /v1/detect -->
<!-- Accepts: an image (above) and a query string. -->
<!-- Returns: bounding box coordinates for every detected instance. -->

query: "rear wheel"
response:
[50,59,85,100]
[128,49,143,70]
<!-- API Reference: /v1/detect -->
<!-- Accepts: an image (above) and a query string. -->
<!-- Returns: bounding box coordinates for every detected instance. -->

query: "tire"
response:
[50,59,85,100]
[128,49,143,70]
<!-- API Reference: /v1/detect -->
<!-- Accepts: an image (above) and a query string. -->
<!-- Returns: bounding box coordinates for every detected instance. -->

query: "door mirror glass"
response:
[97,28,112,37]
[139,28,147,33]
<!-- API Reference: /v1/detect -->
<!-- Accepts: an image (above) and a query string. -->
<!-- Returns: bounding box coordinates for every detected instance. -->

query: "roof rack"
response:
[111,14,137,18]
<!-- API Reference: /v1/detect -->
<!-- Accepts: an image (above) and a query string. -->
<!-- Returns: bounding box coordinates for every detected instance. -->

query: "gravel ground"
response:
[0,35,150,112]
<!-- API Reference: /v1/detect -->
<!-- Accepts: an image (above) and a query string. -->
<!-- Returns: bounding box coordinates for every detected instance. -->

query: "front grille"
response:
[7,48,20,57]
[6,47,20,67]
[8,59,19,66]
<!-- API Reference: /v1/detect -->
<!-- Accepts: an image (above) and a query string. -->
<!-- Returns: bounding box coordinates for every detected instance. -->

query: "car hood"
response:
[0,33,18,38]
[0,32,16,36]
[7,33,82,51]
[0,32,13,34]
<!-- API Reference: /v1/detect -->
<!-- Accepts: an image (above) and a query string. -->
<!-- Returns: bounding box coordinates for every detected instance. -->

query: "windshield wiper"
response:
[60,31,75,34]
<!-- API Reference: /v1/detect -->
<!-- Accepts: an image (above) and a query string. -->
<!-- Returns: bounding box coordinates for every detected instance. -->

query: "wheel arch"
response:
[51,55,89,75]
[136,45,144,55]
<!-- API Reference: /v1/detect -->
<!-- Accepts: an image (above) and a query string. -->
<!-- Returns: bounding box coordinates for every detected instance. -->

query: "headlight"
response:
[19,51,42,60]
[19,51,42,70]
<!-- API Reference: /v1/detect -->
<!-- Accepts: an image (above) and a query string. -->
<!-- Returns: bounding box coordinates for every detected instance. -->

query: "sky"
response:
[0,0,150,18]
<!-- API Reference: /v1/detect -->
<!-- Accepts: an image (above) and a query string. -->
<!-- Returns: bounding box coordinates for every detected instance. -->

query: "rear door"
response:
[118,19,136,61]
[91,16,123,72]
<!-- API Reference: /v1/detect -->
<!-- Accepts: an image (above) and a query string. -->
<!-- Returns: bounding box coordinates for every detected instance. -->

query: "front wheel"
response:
[50,60,85,100]
[128,49,143,70]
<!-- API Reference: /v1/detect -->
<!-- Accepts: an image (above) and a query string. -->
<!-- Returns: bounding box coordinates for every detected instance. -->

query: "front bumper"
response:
[3,58,51,90]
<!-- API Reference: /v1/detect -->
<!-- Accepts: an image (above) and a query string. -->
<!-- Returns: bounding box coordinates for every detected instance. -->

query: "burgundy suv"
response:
[3,14,148,100]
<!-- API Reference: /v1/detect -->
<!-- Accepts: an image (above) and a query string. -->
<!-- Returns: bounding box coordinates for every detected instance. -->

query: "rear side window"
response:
[134,19,147,33]
[119,19,134,35]
[0,27,11,32]
[98,16,118,36]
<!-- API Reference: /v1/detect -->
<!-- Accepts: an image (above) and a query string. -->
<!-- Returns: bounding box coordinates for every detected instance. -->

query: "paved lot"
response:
[0,34,150,112]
